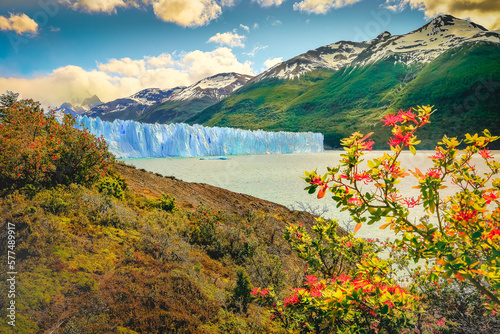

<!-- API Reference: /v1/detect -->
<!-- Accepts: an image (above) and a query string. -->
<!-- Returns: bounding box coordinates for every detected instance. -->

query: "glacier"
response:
[76,116,324,158]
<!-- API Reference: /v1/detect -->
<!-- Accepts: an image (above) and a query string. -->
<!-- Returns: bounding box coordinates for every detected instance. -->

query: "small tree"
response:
[0,99,113,191]
[304,105,500,310]
[0,90,19,108]
[232,268,252,314]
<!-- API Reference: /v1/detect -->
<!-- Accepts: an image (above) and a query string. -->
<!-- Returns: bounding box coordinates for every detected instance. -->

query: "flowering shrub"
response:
[303,105,500,311]
[0,100,113,191]
[254,218,420,333]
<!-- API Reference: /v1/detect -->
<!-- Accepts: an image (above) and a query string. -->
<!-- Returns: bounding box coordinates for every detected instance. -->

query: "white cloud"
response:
[208,31,246,47]
[240,24,250,32]
[385,0,500,30]
[243,44,268,57]
[61,0,136,13]
[0,13,38,35]
[220,0,236,6]
[146,54,175,68]
[252,0,284,7]
[267,16,283,25]
[98,57,146,77]
[264,57,283,69]
[150,0,222,27]
[293,0,362,14]
[0,49,254,107]
[181,47,254,79]
[253,22,259,29]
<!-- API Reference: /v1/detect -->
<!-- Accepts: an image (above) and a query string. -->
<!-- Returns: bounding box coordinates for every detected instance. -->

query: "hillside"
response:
[0,159,332,333]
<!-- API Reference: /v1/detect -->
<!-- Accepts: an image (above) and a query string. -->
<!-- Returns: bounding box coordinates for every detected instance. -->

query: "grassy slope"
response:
[191,42,500,149]
[0,163,333,334]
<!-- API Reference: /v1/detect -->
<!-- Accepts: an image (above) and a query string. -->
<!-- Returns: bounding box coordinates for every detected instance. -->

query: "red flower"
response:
[401,196,421,208]
[305,275,318,286]
[336,274,352,284]
[284,294,300,307]
[250,288,260,296]
[347,197,363,206]
[260,288,270,297]
[381,111,403,127]
[483,191,499,204]
[309,288,322,298]
[360,139,374,151]
[429,151,446,160]
[354,172,372,184]
[479,148,493,159]
[383,300,395,309]
[426,168,441,179]
[389,128,413,147]
[486,229,500,240]
[452,209,477,223]
[310,175,323,186]
[400,108,417,124]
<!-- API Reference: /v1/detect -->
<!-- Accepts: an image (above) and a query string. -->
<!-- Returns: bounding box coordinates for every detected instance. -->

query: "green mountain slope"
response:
[188,42,500,149]
[389,42,500,147]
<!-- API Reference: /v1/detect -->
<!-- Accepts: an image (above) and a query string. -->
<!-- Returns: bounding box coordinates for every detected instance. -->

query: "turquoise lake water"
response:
[123,150,496,241]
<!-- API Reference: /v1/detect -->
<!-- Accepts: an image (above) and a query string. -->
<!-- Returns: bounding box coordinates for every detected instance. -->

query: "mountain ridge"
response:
[188,14,500,149]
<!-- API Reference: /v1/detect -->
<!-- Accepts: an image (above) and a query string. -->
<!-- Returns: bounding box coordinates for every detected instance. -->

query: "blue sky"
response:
[0,0,498,107]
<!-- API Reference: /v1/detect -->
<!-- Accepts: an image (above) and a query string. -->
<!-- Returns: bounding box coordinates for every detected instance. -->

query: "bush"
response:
[295,105,500,331]
[153,193,177,212]
[97,176,125,199]
[0,99,113,191]
[188,206,258,263]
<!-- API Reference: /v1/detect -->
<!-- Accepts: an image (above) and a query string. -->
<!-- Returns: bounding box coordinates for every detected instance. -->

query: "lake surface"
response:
[123,150,496,240]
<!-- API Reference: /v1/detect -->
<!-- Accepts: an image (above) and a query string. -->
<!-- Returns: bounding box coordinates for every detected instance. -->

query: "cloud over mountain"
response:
[0,48,254,107]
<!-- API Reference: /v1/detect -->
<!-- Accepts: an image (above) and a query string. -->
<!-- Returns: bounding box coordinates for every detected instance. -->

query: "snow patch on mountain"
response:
[58,95,102,116]
[87,88,179,118]
[163,73,253,102]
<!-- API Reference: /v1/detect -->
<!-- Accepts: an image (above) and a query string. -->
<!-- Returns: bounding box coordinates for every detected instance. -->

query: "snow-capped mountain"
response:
[82,72,252,123]
[86,88,181,121]
[254,15,500,81]
[134,72,253,124]
[164,72,253,102]
[59,95,102,116]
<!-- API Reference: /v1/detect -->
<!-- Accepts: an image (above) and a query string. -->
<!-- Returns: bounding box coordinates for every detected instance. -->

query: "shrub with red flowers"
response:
[303,105,500,313]
[253,218,421,333]
[0,99,113,191]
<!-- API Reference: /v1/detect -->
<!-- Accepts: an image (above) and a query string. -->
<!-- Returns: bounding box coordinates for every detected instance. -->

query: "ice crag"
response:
[76,116,324,158]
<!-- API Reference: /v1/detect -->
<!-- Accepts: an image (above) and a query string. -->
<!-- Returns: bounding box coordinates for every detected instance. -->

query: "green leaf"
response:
[472,231,482,239]
[381,303,389,314]
[409,145,416,155]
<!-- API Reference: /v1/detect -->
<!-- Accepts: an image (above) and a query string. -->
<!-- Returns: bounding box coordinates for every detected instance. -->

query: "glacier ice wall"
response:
[76,116,324,158]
